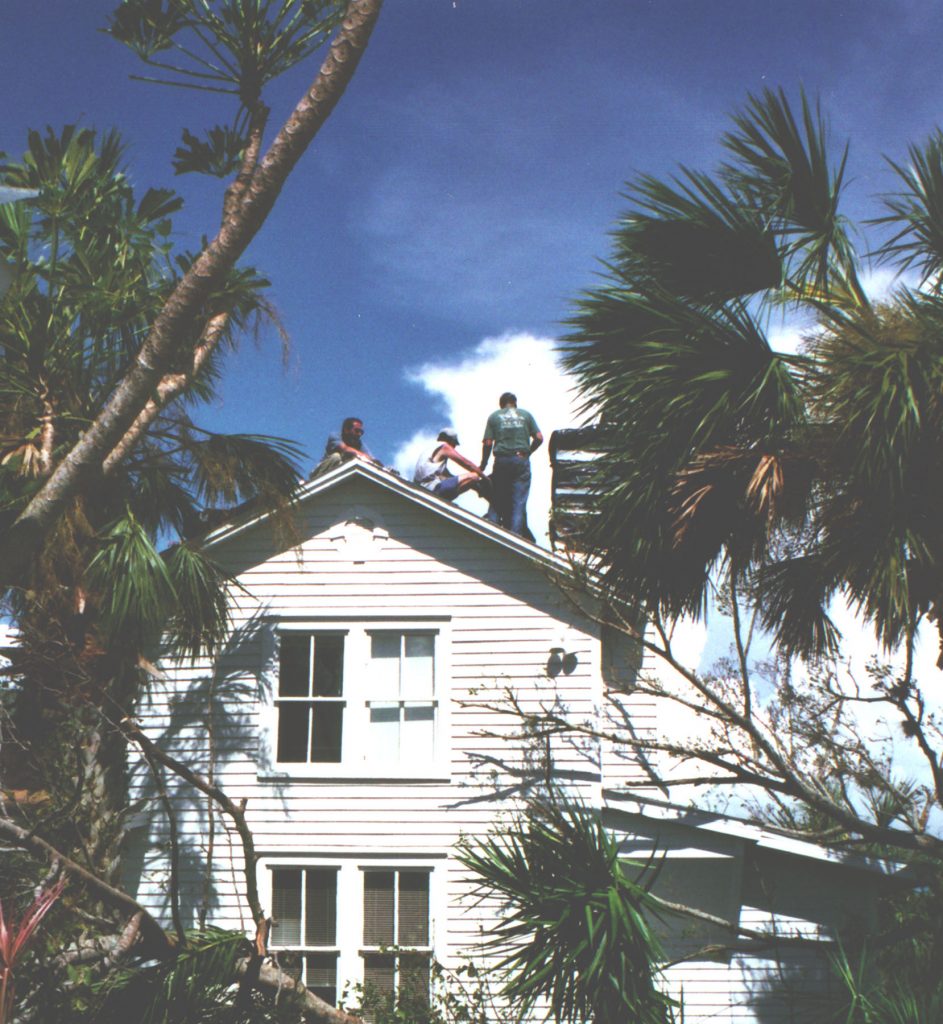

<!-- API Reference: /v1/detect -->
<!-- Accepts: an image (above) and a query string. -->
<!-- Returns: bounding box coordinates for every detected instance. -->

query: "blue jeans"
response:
[486,453,530,536]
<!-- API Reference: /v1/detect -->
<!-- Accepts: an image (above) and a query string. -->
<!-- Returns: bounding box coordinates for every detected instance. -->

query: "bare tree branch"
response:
[121,718,264,927]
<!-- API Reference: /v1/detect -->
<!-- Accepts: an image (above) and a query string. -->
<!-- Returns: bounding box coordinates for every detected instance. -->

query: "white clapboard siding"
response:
[126,467,870,1023]
[129,473,612,935]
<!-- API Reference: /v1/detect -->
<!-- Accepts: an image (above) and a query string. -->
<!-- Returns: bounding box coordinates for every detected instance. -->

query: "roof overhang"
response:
[603,791,900,875]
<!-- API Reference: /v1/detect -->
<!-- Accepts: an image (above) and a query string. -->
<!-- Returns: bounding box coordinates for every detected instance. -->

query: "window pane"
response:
[399,953,431,1003]
[402,636,434,699]
[398,873,430,946]
[402,705,435,761]
[277,705,310,762]
[363,954,395,999]
[370,634,400,694]
[305,868,337,946]
[368,704,400,763]
[310,704,344,762]
[303,952,337,1007]
[363,871,395,946]
[271,868,301,946]
[279,634,310,696]
[312,635,344,697]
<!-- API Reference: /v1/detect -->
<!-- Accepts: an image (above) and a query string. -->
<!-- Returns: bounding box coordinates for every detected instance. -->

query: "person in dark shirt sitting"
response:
[310,416,381,478]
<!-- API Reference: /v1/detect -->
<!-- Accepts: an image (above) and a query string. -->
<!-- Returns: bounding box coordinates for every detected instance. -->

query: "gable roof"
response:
[200,458,572,572]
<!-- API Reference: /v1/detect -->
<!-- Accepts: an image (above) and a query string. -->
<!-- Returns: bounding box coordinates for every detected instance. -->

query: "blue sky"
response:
[2,1,942,539]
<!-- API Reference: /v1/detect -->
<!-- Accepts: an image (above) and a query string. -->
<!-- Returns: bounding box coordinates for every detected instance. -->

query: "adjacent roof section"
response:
[604,791,900,874]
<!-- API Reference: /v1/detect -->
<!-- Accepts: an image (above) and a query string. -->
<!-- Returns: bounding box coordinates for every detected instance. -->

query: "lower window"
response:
[268,862,433,1013]
[362,869,431,1007]
[270,866,339,1005]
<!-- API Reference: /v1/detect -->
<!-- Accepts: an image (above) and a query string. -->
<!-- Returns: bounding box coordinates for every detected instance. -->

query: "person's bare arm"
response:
[440,443,483,476]
[530,431,543,454]
[334,440,380,465]
[480,438,493,471]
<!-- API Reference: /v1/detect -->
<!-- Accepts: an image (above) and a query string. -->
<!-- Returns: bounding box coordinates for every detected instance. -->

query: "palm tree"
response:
[565,88,943,666]
[0,126,303,885]
[459,797,677,1024]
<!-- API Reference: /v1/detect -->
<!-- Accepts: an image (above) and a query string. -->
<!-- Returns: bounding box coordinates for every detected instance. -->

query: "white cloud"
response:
[393,332,583,546]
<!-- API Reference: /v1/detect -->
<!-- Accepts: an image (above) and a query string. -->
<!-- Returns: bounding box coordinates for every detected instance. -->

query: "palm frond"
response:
[163,543,234,660]
[721,87,862,301]
[93,926,249,1023]
[459,797,676,1024]
[614,168,782,302]
[755,554,841,660]
[183,430,303,508]
[85,509,175,648]
[873,129,943,287]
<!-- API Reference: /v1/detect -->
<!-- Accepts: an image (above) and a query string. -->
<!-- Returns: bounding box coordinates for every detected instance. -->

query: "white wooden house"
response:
[126,459,888,1022]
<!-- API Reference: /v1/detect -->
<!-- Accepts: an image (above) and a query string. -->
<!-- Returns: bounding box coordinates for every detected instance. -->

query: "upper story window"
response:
[262,621,449,779]
[276,633,345,763]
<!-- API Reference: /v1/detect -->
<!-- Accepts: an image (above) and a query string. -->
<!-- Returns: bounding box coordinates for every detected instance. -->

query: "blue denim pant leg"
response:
[489,454,530,535]
[507,456,531,536]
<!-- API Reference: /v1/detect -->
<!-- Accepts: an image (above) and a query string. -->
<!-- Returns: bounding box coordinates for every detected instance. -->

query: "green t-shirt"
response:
[484,406,539,456]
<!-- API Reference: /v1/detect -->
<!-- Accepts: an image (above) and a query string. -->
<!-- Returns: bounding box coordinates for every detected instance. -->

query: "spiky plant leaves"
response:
[104,0,191,59]
[459,798,677,1024]
[566,88,943,661]
[173,126,247,178]
[85,511,176,650]
[105,0,346,106]
[90,926,292,1024]
[721,88,861,300]
[615,169,783,302]
[164,543,233,661]
[184,431,304,508]
[874,129,943,288]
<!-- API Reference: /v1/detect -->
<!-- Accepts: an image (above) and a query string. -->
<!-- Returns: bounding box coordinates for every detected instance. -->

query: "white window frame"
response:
[359,865,435,1008]
[259,618,451,780]
[261,855,442,1007]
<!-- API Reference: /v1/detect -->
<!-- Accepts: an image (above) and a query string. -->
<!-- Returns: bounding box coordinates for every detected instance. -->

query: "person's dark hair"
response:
[437,429,459,445]
[341,416,364,433]
[499,392,517,408]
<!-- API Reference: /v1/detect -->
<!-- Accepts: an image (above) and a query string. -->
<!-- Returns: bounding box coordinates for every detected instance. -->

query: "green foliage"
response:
[829,869,943,1024]
[90,927,300,1023]
[174,125,248,177]
[0,126,303,653]
[86,510,177,649]
[875,129,943,286]
[566,88,943,660]
[105,0,347,174]
[830,937,943,1024]
[345,955,522,1024]
[459,797,677,1024]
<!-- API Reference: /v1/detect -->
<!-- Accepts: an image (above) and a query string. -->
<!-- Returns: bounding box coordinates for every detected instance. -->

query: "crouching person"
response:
[413,429,489,502]
[310,416,381,479]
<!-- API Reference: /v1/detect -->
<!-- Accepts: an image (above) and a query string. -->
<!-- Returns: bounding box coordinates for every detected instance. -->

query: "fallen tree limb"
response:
[246,959,364,1024]
[0,818,171,953]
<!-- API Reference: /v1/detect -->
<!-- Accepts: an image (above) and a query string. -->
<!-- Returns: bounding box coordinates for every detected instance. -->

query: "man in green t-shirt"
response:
[480,392,543,537]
